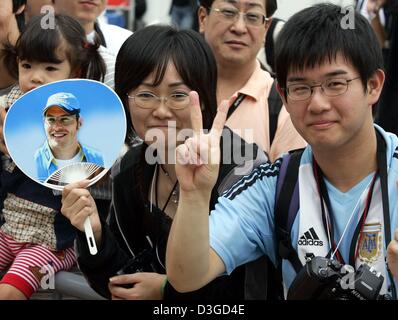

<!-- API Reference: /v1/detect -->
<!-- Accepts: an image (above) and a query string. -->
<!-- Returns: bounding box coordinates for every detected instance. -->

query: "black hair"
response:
[3,14,106,82]
[199,0,277,17]
[115,24,218,140]
[13,0,26,32]
[275,3,384,93]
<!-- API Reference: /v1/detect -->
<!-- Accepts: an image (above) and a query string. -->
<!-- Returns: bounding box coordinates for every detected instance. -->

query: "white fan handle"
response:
[84,217,98,255]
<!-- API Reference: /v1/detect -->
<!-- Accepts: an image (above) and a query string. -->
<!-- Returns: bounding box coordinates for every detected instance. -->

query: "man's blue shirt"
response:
[34,141,104,182]
[209,125,398,293]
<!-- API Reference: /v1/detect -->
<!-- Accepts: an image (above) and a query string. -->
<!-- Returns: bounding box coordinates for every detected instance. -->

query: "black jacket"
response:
[75,128,265,299]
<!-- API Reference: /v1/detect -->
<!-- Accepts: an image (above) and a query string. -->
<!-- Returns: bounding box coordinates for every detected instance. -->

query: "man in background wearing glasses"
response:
[198,0,306,161]
[34,92,104,182]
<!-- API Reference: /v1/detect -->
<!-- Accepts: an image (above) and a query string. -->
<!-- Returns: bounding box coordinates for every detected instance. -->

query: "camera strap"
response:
[315,130,396,299]
[154,163,179,214]
[349,131,397,299]
[313,157,379,265]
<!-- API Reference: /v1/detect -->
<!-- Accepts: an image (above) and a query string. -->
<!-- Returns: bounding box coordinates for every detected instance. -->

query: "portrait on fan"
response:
[4,79,126,190]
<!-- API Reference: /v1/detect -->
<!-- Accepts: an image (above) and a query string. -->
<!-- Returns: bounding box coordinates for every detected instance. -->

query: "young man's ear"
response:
[367,69,385,106]
[198,6,208,34]
[77,117,83,129]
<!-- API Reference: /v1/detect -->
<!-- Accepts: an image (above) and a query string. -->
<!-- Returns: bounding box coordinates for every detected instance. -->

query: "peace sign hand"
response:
[175,91,229,196]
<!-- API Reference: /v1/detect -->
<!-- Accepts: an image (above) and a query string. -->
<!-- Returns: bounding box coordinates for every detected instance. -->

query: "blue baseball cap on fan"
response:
[43,92,81,116]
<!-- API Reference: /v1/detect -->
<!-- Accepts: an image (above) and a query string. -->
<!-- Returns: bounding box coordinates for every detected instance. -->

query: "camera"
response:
[116,248,158,276]
[116,236,162,276]
[115,248,160,289]
[287,254,388,300]
[115,236,163,288]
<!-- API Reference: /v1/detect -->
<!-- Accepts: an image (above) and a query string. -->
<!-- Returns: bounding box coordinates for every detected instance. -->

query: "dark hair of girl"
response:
[3,14,106,82]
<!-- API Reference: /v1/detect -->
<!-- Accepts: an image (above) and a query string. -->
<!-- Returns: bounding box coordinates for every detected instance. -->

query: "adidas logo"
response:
[298,228,324,246]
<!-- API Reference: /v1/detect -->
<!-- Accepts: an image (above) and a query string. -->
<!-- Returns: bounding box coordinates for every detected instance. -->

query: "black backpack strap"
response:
[275,150,304,274]
[226,94,246,120]
[268,81,283,145]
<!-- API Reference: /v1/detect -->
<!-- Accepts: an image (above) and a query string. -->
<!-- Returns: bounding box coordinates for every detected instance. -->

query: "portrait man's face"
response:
[44,106,80,154]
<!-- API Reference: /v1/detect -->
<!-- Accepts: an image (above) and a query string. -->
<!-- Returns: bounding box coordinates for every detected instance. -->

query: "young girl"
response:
[1,14,105,108]
[0,14,106,299]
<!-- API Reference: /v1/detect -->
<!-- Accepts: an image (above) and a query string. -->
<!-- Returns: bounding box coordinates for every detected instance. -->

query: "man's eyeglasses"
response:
[285,77,362,101]
[209,7,269,27]
[127,91,190,110]
[45,115,77,126]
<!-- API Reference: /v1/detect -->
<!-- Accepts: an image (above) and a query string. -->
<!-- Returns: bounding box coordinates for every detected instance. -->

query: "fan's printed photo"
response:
[4,79,126,190]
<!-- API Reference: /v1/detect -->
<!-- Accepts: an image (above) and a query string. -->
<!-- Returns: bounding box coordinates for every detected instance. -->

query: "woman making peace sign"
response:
[61,25,265,300]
